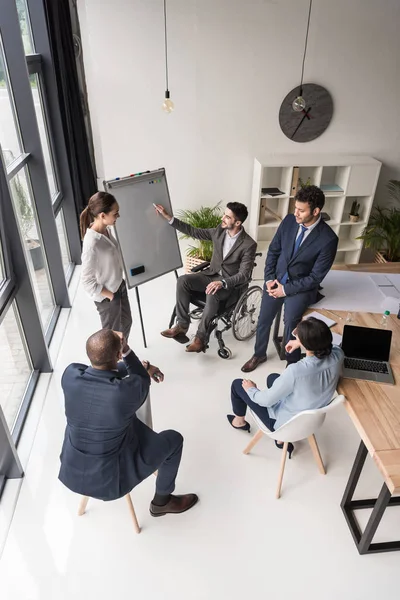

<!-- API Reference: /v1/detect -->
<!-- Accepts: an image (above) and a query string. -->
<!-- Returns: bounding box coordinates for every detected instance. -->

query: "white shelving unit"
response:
[248,155,382,281]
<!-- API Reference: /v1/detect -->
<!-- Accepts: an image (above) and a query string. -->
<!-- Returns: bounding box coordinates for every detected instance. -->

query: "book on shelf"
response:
[290,167,300,197]
[321,212,331,222]
[261,187,284,196]
[320,184,343,194]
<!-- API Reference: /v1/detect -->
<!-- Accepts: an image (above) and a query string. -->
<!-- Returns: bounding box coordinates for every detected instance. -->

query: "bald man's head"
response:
[86,329,121,368]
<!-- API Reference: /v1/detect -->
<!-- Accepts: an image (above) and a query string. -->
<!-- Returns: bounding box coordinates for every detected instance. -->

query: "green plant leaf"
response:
[176,202,222,260]
[357,205,400,261]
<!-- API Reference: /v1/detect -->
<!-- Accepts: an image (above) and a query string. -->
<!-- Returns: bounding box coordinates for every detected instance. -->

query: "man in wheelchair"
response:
[154,202,257,353]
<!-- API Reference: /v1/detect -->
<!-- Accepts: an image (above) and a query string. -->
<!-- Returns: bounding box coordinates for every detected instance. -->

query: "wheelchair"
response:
[168,253,263,359]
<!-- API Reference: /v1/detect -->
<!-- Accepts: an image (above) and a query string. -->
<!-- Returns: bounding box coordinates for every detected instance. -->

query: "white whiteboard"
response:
[104,169,182,288]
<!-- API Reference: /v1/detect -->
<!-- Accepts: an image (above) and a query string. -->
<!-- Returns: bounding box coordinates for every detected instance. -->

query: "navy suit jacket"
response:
[59,351,151,501]
[264,215,338,296]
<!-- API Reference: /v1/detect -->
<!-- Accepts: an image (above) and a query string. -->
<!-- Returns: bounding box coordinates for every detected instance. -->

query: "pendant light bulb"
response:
[162,90,174,113]
[292,95,306,112]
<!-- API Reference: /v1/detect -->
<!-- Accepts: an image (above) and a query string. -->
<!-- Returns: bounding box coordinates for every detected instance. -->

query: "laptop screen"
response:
[342,325,392,362]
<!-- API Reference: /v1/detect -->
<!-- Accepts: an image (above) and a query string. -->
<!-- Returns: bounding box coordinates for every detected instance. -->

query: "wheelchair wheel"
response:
[232,285,262,341]
[217,347,232,359]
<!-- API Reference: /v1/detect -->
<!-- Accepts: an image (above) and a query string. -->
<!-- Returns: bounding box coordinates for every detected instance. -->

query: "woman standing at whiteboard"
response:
[80,191,133,341]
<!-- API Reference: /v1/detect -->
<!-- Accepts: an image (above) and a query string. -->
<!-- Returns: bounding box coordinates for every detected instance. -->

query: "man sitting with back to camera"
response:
[241,185,338,373]
[59,328,198,517]
[154,202,257,353]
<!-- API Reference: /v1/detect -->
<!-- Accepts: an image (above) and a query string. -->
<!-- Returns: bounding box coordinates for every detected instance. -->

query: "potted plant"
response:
[176,202,222,272]
[298,176,312,188]
[349,199,360,223]
[357,181,400,263]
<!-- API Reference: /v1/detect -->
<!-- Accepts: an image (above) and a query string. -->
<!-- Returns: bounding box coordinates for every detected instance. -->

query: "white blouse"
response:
[81,227,123,302]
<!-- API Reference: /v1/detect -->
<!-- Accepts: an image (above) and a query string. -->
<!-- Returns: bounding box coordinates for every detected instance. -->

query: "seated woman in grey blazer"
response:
[227,317,344,458]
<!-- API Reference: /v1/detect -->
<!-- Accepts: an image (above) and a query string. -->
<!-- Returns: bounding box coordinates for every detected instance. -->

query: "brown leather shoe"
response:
[160,324,189,338]
[150,493,199,517]
[185,336,205,353]
[241,355,267,373]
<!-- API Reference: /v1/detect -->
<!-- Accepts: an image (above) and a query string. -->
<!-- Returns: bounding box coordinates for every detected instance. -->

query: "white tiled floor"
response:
[0,270,399,600]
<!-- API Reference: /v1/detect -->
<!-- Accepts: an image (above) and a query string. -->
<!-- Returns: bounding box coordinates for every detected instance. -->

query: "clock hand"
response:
[291,107,312,139]
[302,108,312,120]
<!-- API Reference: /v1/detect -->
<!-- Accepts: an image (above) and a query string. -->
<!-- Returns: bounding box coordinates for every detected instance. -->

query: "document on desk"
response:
[369,274,393,287]
[310,271,387,312]
[332,332,343,346]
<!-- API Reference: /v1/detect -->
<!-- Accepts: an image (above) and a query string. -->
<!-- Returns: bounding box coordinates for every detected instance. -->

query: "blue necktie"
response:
[281,225,308,284]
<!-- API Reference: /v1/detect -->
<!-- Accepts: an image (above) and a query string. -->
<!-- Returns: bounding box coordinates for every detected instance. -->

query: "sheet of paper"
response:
[386,274,400,292]
[332,332,343,346]
[310,271,385,312]
[378,286,400,299]
[305,311,336,327]
[369,274,392,287]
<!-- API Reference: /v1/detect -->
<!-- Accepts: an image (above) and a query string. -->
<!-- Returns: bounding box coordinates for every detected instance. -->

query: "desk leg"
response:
[341,440,400,554]
[358,484,392,554]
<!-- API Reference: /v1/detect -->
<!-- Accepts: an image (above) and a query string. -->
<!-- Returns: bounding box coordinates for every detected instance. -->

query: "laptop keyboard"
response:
[344,358,389,374]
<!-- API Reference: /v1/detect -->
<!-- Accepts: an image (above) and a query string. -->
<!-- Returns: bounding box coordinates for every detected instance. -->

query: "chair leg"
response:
[308,434,326,475]
[243,429,264,454]
[125,494,141,534]
[78,496,90,516]
[276,442,289,499]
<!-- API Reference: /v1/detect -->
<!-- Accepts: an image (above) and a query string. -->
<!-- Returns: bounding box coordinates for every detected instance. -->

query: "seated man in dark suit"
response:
[242,185,338,372]
[155,202,257,353]
[59,329,198,517]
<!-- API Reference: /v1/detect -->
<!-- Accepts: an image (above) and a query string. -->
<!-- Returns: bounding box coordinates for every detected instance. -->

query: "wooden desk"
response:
[313,309,400,554]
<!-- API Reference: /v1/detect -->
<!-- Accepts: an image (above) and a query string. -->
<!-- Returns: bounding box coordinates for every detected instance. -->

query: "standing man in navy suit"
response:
[241,185,338,372]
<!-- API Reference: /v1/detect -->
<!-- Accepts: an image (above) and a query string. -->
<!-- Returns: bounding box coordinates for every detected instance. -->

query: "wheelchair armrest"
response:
[191,261,210,273]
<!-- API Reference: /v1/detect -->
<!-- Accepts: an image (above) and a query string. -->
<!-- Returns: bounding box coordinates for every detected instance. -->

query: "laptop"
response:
[342,325,394,384]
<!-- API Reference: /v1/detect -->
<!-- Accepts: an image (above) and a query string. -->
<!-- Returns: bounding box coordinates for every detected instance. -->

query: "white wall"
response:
[77,0,400,214]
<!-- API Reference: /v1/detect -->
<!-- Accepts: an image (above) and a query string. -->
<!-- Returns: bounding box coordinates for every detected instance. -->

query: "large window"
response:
[30,73,58,198]
[0,0,83,491]
[16,0,34,55]
[56,209,72,275]
[0,40,22,168]
[0,302,32,431]
[9,167,55,330]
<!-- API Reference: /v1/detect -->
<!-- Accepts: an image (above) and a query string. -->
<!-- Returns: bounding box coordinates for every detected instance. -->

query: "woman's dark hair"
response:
[79,191,117,239]
[226,202,248,224]
[296,317,332,359]
[295,185,325,213]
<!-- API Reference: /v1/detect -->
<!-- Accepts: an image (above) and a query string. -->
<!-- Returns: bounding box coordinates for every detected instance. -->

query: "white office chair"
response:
[243,395,345,499]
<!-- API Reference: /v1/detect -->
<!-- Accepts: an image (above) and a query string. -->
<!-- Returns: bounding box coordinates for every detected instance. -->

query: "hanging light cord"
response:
[163,0,169,91]
[299,0,313,94]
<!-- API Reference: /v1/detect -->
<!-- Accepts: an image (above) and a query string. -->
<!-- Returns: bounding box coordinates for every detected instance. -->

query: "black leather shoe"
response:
[227,414,251,432]
[241,355,267,373]
[150,493,199,517]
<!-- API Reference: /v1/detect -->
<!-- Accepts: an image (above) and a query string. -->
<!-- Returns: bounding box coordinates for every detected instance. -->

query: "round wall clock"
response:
[279,83,333,143]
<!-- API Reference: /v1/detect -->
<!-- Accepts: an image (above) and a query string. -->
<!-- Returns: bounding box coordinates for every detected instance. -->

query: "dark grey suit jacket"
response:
[171,218,257,289]
[59,351,156,501]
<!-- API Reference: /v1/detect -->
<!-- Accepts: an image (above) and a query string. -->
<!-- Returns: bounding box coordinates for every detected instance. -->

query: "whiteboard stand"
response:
[135,286,147,348]
[104,169,183,348]
[134,268,180,349]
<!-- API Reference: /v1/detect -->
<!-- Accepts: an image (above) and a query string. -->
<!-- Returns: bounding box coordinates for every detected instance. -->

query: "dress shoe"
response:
[150,493,199,517]
[185,336,205,353]
[227,414,251,432]
[160,324,188,338]
[275,440,294,459]
[241,355,267,373]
